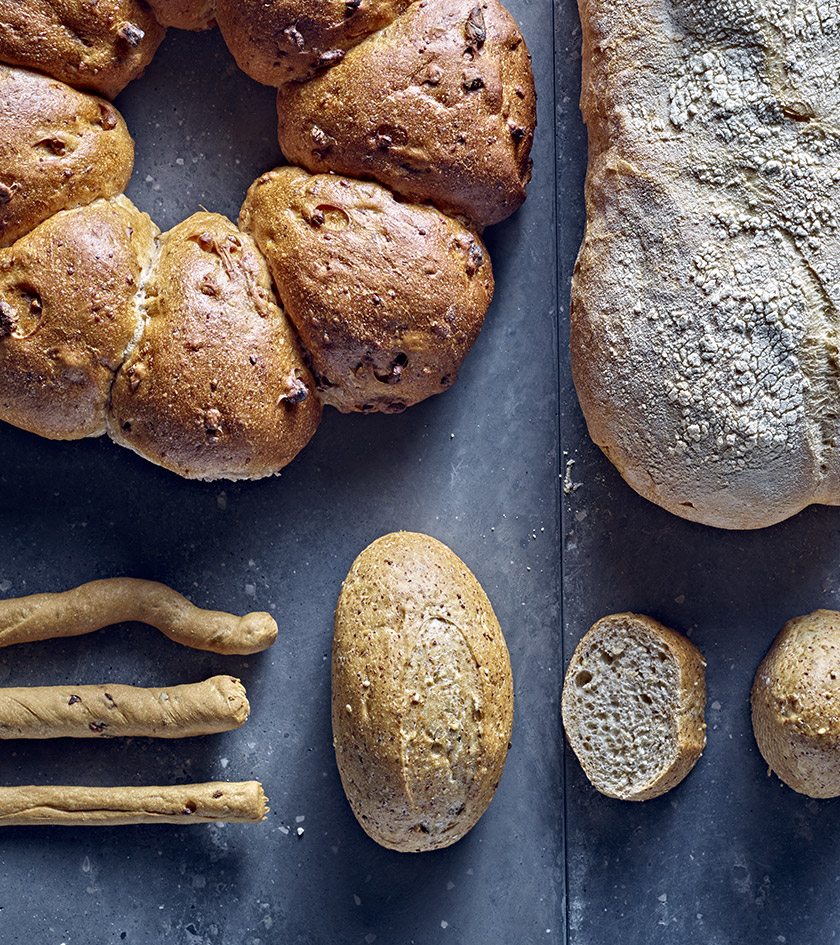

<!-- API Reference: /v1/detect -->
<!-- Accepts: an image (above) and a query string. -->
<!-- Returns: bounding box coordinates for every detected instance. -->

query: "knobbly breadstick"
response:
[0,782,268,826]
[0,676,249,739]
[0,578,277,655]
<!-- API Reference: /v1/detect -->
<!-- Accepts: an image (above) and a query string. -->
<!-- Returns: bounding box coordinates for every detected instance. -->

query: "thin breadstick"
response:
[0,782,268,826]
[0,675,249,739]
[0,578,277,654]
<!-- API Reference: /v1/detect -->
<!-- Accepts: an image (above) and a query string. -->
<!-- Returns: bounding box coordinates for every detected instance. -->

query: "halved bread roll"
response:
[562,613,706,801]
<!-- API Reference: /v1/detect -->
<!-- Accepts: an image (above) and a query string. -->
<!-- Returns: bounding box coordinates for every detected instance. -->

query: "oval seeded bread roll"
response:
[216,0,410,86]
[0,66,134,248]
[275,0,536,227]
[572,0,840,529]
[0,196,158,440]
[0,0,166,99]
[562,613,706,801]
[147,0,216,30]
[333,532,513,852]
[240,166,494,413]
[109,212,322,480]
[752,611,840,798]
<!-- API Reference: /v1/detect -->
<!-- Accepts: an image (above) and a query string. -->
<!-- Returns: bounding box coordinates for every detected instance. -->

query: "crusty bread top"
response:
[146,0,216,31]
[0,196,158,441]
[216,0,411,86]
[108,212,322,480]
[0,66,134,248]
[275,0,536,228]
[333,531,513,851]
[240,166,494,413]
[0,0,166,99]
[572,0,840,529]
[562,613,706,801]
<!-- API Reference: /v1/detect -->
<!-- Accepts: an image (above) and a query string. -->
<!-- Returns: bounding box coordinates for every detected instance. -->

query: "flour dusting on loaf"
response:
[572,0,840,529]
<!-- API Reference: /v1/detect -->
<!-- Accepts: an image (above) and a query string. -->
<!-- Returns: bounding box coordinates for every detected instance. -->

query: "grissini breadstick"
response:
[0,782,268,826]
[0,578,277,655]
[0,676,249,739]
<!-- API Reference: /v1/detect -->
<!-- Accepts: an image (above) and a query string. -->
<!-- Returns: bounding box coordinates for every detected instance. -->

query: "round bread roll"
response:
[0,196,158,440]
[561,613,706,801]
[332,531,513,852]
[752,610,840,798]
[0,66,134,248]
[109,211,322,480]
[275,0,536,227]
[240,166,494,413]
[146,0,216,30]
[216,0,410,87]
[0,0,166,99]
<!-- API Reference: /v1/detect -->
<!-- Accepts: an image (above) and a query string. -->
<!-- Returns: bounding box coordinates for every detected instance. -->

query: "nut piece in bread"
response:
[572,0,840,529]
[0,0,166,99]
[332,532,513,853]
[109,212,321,480]
[0,66,134,248]
[275,0,536,227]
[147,0,217,30]
[240,167,494,413]
[333,532,513,852]
[752,610,840,798]
[0,196,158,440]
[216,0,410,86]
[561,613,706,801]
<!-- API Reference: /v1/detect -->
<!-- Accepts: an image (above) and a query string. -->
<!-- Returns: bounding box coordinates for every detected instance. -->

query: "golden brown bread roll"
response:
[147,0,216,30]
[0,66,134,248]
[240,166,494,413]
[275,0,536,227]
[216,0,410,86]
[0,196,158,440]
[333,532,513,852]
[0,0,166,99]
[109,211,322,480]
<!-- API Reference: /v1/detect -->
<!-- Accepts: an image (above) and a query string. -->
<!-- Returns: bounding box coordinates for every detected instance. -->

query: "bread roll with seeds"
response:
[752,610,840,798]
[573,0,840,529]
[0,0,165,99]
[216,0,410,86]
[147,0,217,30]
[0,196,158,440]
[562,613,706,801]
[333,531,513,852]
[109,211,321,480]
[275,0,536,227]
[240,166,494,413]
[0,66,134,248]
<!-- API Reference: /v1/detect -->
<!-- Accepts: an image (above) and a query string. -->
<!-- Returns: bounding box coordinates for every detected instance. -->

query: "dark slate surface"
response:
[0,5,561,945]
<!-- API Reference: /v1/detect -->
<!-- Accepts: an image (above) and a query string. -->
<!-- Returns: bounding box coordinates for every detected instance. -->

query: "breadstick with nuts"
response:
[0,578,277,655]
[0,676,249,739]
[0,782,268,826]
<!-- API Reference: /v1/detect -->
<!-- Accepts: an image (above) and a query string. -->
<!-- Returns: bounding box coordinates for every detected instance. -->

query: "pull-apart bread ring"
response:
[572,0,840,529]
[0,0,535,478]
[240,167,494,414]
[109,212,322,480]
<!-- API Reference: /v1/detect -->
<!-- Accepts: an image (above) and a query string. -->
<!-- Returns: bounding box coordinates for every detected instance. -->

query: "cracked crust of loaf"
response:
[240,166,494,414]
[332,531,513,852]
[561,613,706,801]
[572,0,840,529]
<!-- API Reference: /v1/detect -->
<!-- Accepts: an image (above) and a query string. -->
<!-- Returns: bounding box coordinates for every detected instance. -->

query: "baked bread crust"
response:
[147,0,216,31]
[0,0,166,99]
[275,0,536,227]
[0,195,158,440]
[333,531,513,851]
[572,0,840,529]
[240,166,494,413]
[108,211,322,480]
[562,613,706,801]
[216,0,410,86]
[752,610,840,798]
[0,66,134,248]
